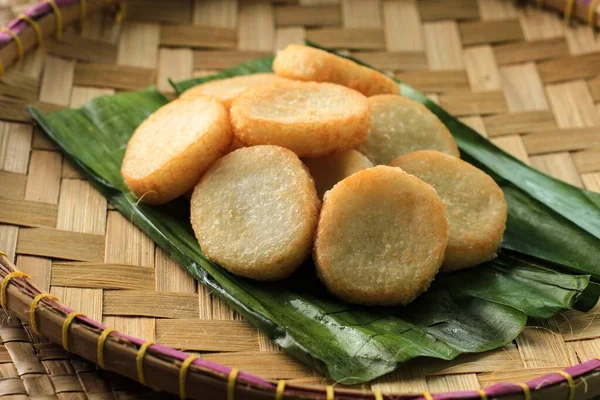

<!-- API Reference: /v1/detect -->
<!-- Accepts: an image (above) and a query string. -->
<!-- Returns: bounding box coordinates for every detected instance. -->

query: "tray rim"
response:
[2,0,600,398]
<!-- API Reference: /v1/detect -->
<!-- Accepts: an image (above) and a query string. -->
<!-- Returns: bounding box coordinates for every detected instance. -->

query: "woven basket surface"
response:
[1,0,600,398]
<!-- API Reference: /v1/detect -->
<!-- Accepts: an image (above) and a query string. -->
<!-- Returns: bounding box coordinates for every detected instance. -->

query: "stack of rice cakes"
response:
[121,45,507,306]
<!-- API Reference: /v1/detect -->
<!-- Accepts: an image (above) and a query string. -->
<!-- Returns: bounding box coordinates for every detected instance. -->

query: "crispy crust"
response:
[230,81,370,158]
[314,165,448,306]
[273,44,400,97]
[190,145,320,281]
[303,149,373,198]
[121,96,232,204]
[180,73,292,109]
[359,95,460,165]
[390,150,507,271]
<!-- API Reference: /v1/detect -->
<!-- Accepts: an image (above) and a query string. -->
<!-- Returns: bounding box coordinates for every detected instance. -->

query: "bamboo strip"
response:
[463,45,501,91]
[155,248,195,293]
[24,150,61,204]
[494,37,569,65]
[103,290,199,319]
[274,5,341,27]
[51,262,154,290]
[193,50,271,70]
[353,51,428,71]
[499,63,549,112]
[459,20,524,46]
[0,122,31,174]
[17,227,105,262]
[0,171,26,200]
[193,0,237,27]
[439,90,508,116]
[483,110,558,136]
[72,63,155,91]
[0,198,57,228]
[382,0,424,52]
[423,21,464,69]
[396,70,469,93]
[155,319,259,352]
[418,0,480,22]
[159,25,236,49]
[305,28,385,49]
[49,33,117,63]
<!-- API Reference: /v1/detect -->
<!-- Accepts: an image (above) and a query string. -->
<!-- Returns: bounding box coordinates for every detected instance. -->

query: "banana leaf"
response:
[28,55,600,383]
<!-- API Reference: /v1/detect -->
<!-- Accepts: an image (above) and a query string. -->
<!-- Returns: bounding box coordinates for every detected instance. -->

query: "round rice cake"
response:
[273,44,399,97]
[303,149,373,198]
[314,165,448,305]
[358,95,460,165]
[121,96,232,204]
[390,150,507,272]
[230,81,370,158]
[180,73,291,109]
[191,145,319,281]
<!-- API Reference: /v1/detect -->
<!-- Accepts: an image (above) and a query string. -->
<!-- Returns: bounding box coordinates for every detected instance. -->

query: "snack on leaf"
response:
[121,96,232,204]
[390,150,507,272]
[359,95,460,165]
[191,145,320,281]
[273,44,399,97]
[230,81,370,158]
[314,165,448,305]
[303,149,373,198]
[180,73,291,109]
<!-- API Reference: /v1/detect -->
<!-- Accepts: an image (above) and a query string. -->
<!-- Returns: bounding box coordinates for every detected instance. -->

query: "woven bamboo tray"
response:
[1,0,600,399]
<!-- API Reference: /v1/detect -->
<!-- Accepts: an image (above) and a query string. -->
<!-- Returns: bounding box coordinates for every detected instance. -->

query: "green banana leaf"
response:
[28,53,600,383]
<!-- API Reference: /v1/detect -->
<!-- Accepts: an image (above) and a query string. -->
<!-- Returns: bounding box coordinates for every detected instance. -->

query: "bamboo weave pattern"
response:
[1,0,600,398]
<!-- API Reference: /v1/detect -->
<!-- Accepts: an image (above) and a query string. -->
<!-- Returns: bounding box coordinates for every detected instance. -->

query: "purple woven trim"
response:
[0,0,81,47]
[41,294,600,398]
[73,314,275,389]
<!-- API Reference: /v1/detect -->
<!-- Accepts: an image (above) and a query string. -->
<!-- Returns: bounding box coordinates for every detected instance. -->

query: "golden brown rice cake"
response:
[314,165,448,305]
[273,44,399,97]
[191,145,320,281]
[180,73,291,109]
[230,81,370,158]
[303,150,373,198]
[358,95,460,165]
[121,96,232,204]
[390,150,507,271]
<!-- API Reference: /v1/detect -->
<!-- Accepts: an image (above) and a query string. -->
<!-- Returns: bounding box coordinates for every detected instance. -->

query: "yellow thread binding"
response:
[589,0,600,27]
[115,2,126,24]
[1,272,28,309]
[178,355,199,399]
[45,0,63,41]
[517,383,531,400]
[564,0,576,24]
[62,312,84,351]
[228,368,240,400]
[1,28,24,61]
[30,294,58,335]
[423,392,434,400]
[19,14,43,47]
[79,0,87,30]
[0,250,7,257]
[477,389,488,400]
[97,327,116,369]
[555,370,575,400]
[326,385,334,400]
[136,341,154,385]
[373,387,383,400]
[275,380,286,400]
